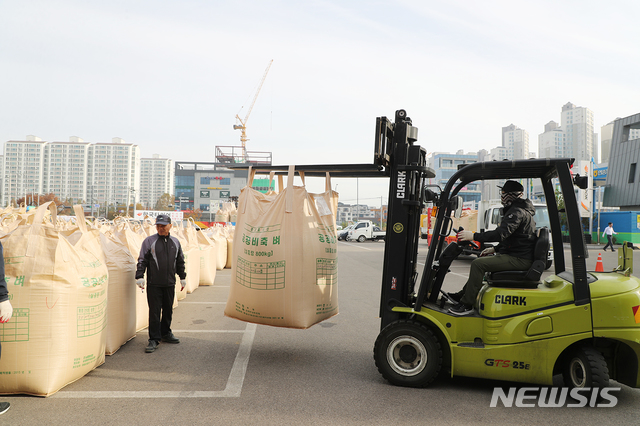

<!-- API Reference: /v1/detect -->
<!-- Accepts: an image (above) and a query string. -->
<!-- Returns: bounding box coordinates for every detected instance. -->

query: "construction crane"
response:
[234,59,273,158]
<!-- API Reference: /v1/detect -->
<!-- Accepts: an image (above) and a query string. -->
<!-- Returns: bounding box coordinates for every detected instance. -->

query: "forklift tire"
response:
[562,346,610,388]
[545,259,553,270]
[358,235,366,243]
[374,320,442,388]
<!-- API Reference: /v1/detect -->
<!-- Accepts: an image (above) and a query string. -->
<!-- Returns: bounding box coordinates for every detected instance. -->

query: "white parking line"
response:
[53,323,257,399]
[338,241,372,251]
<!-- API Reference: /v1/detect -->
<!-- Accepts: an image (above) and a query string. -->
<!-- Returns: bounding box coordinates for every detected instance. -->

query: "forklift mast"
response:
[376,110,433,329]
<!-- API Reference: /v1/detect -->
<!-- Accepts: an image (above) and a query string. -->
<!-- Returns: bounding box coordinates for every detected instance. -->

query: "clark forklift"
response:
[232,109,640,390]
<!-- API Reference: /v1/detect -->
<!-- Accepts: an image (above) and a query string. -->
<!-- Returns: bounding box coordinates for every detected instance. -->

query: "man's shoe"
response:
[0,402,10,415]
[145,340,159,353]
[448,303,474,316]
[161,333,180,344]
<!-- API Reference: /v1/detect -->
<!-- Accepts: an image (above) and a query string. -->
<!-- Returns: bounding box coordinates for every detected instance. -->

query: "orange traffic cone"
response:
[595,253,604,272]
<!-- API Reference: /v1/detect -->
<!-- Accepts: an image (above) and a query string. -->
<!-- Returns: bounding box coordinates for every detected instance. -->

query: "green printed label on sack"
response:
[316,258,337,285]
[80,259,103,268]
[0,308,30,342]
[3,256,24,265]
[316,302,337,316]
[243,224,281,233]
[7,275,25,287]
[236,257,286,290]
[77,300,107,338]
[234,301,284,320]
[0,370,29,376]
[317,224,337,253]
[80,274,108,288]
[73,354,98,369]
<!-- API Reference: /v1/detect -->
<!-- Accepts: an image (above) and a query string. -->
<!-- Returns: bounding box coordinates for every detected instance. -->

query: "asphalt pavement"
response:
[1,240,639,425]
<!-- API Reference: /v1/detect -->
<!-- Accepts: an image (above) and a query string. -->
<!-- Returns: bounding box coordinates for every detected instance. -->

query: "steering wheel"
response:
[453,227,480,250]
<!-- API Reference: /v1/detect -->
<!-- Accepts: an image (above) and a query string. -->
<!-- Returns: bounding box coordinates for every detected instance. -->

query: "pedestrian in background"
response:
[602,222,617,252]
[136,214,186,353]
[0,241,14,415]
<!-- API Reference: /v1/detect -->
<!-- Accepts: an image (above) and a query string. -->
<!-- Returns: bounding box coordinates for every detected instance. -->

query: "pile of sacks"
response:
[0,203,234,397]
[214,202,238,223]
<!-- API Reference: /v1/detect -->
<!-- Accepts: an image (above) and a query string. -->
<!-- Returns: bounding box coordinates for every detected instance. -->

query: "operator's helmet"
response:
[498,180,524,207]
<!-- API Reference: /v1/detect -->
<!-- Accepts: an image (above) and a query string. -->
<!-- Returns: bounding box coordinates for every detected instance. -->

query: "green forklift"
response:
[230,109,640,390]
[372,110,640,389]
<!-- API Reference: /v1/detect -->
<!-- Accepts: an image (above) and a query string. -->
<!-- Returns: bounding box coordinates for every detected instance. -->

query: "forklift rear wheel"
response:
[358,235,366,243]
[562,346,610,388]
[374,320,442,388]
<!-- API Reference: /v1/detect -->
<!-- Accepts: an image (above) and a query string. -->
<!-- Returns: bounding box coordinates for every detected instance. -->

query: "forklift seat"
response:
[485,227,550,289]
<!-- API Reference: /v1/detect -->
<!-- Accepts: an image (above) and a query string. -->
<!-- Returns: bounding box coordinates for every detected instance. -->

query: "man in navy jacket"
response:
[136,214,186,353]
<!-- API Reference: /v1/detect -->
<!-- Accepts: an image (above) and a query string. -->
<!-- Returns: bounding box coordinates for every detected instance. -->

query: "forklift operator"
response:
[448,180,537,316]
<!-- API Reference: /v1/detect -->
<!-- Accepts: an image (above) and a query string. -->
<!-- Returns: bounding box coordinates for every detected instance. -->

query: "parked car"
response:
[348,220,386,242]
[338,224,354,241]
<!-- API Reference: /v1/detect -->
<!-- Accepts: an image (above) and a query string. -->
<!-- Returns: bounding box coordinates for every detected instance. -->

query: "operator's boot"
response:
[449,302,474,316]
[446,290,464,303]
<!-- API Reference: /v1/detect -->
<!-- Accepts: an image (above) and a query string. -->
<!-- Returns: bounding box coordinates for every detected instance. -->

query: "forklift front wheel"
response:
[374,320,442,388]
[562,346,610,388]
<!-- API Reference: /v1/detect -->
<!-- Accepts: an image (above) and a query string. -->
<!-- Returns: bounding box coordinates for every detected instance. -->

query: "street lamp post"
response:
[129,187,136,217]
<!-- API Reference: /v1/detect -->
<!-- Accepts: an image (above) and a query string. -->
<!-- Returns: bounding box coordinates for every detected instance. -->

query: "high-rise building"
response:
[561,102,596,162]
[2,136,47,206]
[538,103,597,163]
[538,121,566,158]
[140,154,174,209]
[601,121,614,164]
[87,138,140,213]
[502,124,529,160]
[43,137,90,203]
[3,136,151,214]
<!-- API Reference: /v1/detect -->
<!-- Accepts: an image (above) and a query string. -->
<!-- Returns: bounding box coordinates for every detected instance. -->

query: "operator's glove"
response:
[480,247,495,257]
[457,230,474,242]
[136,279,145,290]
[180,279,186,291]
[0,300,13,323]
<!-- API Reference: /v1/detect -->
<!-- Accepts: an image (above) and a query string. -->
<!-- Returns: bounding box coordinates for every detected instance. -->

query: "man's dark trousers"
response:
[147,285,175,342]
[460,254,533,307]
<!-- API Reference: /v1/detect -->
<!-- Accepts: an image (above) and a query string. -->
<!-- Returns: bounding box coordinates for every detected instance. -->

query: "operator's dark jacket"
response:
[472,198,537,260]
[136,234,186,286]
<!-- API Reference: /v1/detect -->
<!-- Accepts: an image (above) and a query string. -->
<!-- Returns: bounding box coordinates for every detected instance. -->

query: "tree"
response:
[16,192,62,207]
[183,209,202,221]
[554,187,569,234]
[155,193,174,211]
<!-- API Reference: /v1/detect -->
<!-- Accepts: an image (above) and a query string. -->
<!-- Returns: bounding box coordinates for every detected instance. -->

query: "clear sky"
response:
[2,0,639,207]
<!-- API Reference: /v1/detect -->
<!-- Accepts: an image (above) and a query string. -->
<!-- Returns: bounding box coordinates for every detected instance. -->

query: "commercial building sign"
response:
[200,190,210,198]
[577,160,593,218]
[593,164,608,187]
[134,210,184,222]
[220,191,230,198]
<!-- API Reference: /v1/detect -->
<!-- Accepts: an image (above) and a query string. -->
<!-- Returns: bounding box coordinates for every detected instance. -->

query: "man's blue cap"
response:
[156,214,171,225]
